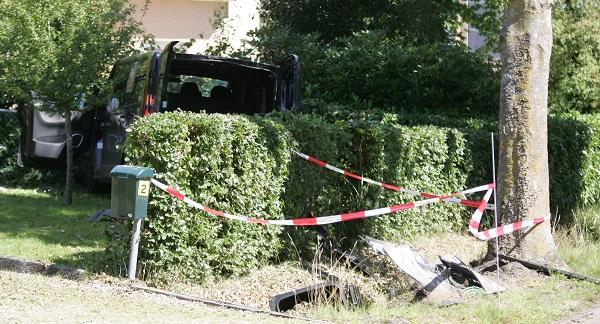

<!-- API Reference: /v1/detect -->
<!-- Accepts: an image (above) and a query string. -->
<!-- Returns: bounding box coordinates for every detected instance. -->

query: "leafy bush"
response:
[311,34,500,115]
[306,103,600,222]
[270,112,475,244]
[118,112,292,282]
[112,108,600,282]
[259,0,472,44]
[0,112,20,180]
[550,0,600,113]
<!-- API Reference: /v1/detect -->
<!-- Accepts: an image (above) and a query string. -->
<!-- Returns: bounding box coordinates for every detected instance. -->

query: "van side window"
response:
[110,54,151,114]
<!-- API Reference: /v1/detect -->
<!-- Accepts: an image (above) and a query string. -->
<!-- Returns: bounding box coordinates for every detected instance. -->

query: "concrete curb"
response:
[0,255,86,280]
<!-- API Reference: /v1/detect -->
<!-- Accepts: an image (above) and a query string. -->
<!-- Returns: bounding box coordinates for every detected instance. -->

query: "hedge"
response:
[114,111,486,281]
[0,112,19,180]
[304,102,600,219]
[115,112,292,282]
[311,36,500,115]
[110,109,600,282]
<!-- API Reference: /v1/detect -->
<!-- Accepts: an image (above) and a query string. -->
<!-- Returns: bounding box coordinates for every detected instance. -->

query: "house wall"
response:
[131,0,259,54]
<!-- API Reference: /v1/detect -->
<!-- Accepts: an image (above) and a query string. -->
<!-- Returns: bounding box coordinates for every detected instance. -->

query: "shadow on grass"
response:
[0,190,109,247]
[0,188,111,271]
[51,249,124,274]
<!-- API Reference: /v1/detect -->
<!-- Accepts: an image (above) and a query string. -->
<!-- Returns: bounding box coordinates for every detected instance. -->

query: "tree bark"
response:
[497,0,557,261]
[64,110,73,206]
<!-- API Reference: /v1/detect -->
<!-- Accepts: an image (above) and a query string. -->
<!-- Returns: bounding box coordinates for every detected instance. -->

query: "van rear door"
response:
[278,55,301,111]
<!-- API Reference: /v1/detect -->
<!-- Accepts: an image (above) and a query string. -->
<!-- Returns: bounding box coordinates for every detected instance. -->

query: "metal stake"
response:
[491,132,501,318]
[128,218,142,280]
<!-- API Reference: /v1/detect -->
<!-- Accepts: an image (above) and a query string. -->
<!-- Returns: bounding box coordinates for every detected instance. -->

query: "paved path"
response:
[0,269,291,323]
[556,303,600,324]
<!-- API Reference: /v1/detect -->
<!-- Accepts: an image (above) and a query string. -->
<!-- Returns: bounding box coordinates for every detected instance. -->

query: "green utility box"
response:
[110,165,155,220]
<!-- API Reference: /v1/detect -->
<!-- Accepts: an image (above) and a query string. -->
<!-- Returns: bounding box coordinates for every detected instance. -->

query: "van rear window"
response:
[167,76,229,97]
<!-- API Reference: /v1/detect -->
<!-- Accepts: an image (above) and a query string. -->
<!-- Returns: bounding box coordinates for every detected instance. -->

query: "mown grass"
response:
[0,188,109,270]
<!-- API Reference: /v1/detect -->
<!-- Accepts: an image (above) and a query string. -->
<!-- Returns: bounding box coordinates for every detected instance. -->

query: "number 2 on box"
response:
[138,180,150,197]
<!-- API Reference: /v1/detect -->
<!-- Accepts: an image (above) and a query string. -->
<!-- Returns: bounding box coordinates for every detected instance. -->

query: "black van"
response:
[18,41,300,189]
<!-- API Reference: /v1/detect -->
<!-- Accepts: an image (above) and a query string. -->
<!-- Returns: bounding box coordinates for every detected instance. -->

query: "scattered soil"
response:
[167,263,319,310]
[157,233,502,313]
[166,261,386,312]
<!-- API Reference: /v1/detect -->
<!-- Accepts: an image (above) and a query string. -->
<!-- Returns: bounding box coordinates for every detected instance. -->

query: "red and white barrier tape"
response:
[468,187,550,240]
[150,178,492,226]
[292,150,494,210]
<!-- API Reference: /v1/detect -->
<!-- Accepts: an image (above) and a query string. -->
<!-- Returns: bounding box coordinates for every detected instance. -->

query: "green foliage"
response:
[547,112,600,215]
[550,0,600,113]
[114,111,482,280]
[303,103,600,223]
[118,112,292,282]
[309,35,500,114]
[0,0,144,108]
[272,113,474,250]
[109,108,600,281]
[259,0,473,44]
[0,113,20,181]
[465,0,600,113]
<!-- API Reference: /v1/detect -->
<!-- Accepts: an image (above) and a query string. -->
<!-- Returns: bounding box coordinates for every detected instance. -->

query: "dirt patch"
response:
[165,261,385,311]
[157,234,492,313]
[167,263,318,310]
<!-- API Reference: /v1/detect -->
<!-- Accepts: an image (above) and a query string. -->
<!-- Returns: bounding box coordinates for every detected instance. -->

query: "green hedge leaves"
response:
[118,111,481,281]
[115,109,600,282]
[122,112,291,282]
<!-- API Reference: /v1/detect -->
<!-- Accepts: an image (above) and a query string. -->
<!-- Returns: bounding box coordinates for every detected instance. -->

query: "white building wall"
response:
[131,0,259,54]
[226,0,260,50]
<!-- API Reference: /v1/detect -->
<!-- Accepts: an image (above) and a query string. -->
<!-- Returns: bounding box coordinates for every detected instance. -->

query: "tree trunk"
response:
[496,0,557,261]
[64,110,73,205]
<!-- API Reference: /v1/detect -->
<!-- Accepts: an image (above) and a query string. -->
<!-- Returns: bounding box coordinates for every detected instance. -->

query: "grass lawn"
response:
[0,186,598,323]
[0,188,109,270]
